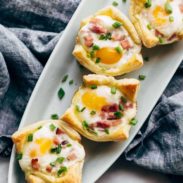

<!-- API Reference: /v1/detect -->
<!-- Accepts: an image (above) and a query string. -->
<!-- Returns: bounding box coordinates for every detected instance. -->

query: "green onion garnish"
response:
[90,110,96,115]
[138,75,146,80]
[104,128,109,134]
[147,24,152,30]
[49,124,56,131]
[159,37,164,44]
[67,144,72,147]
[92,45,100,51]
[121,96,127,103]
[112,22,122,29]
[82,120,89,130]
[112,1,118,6]
[27,134,33,142]
[57,166,67,176]
[111,87,117,95]
[129,118,138,126]
[69,80,74,85]
[56,157,65,164]
[119,104,124,111]
[62,74,68,83]
[169,16,174,22]
[114,111,123,119]
[16,153,23,160]
[51,114,59,120]
[50,144,62,154]
[96,58,101,64]
[90,85,97,89]
[58,88,65,100]
[115,46,122,54]
[144,0,152,8]
[165,2,173,14]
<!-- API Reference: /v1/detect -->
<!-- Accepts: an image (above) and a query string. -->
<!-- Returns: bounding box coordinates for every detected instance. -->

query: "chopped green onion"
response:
[50,124,56,131]
[121,96,127,103]
[122,0,127,3]
[75,105,80,112]
[147,24,152,30]
[69,80,74,85]
[119,104,124,111]
[51,114,59,120]
[50,144,62,154]
[82,121,89,130]
[90,85,97,89]
[27,134,33,142]
[112,1,118,6]
[90,50,95,58]
[111,87,117,95]
[99,33,111,40]
[144,0,152,8]
[115,46,122,54]
[92,45,100,51]
[90,110,96,115]
[37,126,42,130]
[50,162,56,167]
[58,88,65,100]
[104,128,109,134]
[112,22,122,29]
[169,16,174,22]
[16,153,23,160]
[67,144,72,147]
[138,75,146,81]
[129,118,138,126]
[114,111,123,119]
[56,157,65,164]
[57,167,67,176]
[96,58,101,64]
[159,37,164,44]
[165,2,172,14]
[143,56,149,62]
[62,75,68,83]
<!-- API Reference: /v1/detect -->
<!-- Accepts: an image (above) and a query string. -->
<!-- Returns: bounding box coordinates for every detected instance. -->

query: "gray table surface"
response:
[1,157,182,183]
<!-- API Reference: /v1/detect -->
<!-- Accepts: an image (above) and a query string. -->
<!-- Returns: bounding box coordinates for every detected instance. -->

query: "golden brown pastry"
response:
[61,74,140,142]
[130,0,183,48]
[73,6,143,76]
[12,120,85,183]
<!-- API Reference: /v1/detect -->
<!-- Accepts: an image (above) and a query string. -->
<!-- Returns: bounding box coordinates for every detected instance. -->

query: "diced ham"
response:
[61,140,69,145]
[112,32,125,41]
[90,24,107,34]
[101,104,119,112]
[31,158,39,170]
[123,102,133,110]
[67,152,77,161]
[168,33,177,41]
[84,35,94,47]
[179,4,183,13]
[53,137,60,145]
[90,120,121,129]
[56,128,64,135]
[120,39,132,50]
[90,18,101,24]
[155,29,164,37]
[46,165,52,173]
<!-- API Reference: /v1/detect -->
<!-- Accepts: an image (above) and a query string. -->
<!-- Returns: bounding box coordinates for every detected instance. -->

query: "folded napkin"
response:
[0,0,183,176]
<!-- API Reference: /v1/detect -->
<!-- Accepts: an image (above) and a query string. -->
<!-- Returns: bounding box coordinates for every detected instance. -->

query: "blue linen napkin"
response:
[0,0,183,176]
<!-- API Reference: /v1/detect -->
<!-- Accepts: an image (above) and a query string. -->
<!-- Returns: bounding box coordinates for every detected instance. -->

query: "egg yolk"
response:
[35,138,52,156]
[82,91,108,111]
[152,6,168,26]
[96,47,122,64]
[29,149,37,158]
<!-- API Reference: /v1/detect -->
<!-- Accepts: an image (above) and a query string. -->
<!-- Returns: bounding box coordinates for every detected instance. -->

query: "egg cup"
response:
[73,6,143,76]
[130,0,183,48]
[12,120,85,183]
[61,74,140,142]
